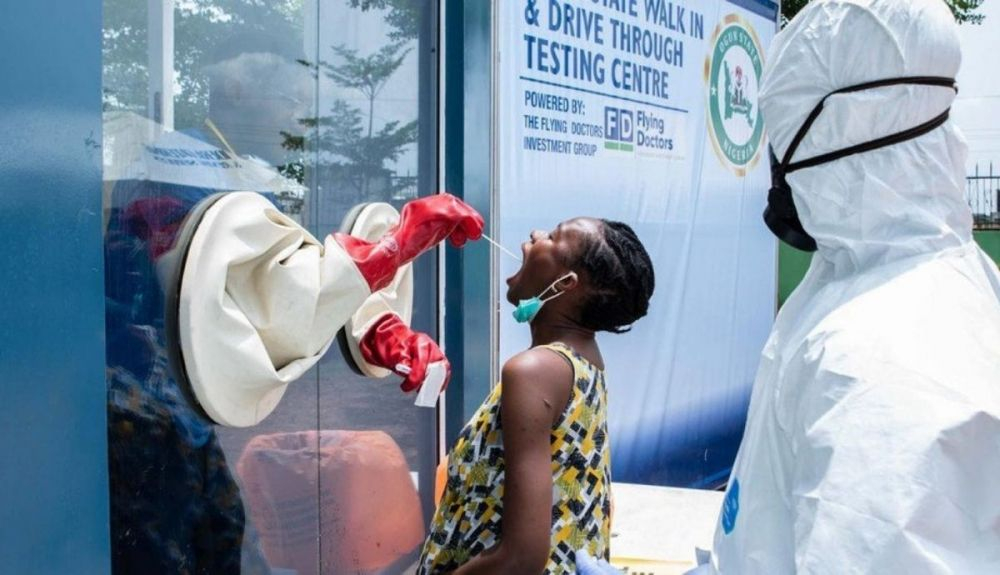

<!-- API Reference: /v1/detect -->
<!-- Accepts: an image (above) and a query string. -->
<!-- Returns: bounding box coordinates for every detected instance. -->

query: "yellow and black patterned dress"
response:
[417,342,612,574]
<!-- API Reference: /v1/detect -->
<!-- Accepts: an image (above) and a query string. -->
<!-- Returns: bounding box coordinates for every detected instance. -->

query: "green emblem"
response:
[707,17,765,174]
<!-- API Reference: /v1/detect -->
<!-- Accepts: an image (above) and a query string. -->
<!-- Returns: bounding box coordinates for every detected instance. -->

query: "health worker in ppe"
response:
[697,0,1000,573]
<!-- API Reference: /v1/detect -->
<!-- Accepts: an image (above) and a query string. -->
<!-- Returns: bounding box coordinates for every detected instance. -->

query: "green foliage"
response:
[103,0,419,200]
[781,0,984,26]
[949,0,986,25]
[348,0,420,40]
[321,43,412,137]
[284,40,418,199]
[103,0,303,127]
[780,0,810,25]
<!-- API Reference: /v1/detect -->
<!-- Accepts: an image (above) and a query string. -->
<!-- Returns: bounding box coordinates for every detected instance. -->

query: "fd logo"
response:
[705,15,765,176]
[604,107,634,147]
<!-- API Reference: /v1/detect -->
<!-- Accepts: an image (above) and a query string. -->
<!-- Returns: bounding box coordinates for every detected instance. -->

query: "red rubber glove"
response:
[359,313,451,393]
[335,193,484,292]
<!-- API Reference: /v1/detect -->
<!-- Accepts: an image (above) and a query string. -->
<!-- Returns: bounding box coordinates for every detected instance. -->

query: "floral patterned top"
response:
[417,343,612,574]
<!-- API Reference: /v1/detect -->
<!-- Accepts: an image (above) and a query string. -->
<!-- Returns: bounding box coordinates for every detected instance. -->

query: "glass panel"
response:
[310,2,438,572]
[102,1,437,573]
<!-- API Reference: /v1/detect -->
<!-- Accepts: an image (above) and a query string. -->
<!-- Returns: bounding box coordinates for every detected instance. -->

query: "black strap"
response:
[786,108,951,173]
[780,76,957,167]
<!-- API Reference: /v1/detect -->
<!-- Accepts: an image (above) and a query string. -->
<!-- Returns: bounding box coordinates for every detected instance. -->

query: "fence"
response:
[968,163,1000,230]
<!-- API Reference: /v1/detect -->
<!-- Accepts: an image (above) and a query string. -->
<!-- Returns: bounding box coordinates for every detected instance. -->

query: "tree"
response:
[283,41,418,201]
[947,0,986,24]
[348,0,420,41]
[102,0,303,127]
[323,43,413,140]
[782,0,984,26]
[103,0,420,201]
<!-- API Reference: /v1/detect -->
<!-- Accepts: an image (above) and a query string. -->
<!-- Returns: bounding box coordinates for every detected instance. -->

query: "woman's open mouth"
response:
[506,241,532,284]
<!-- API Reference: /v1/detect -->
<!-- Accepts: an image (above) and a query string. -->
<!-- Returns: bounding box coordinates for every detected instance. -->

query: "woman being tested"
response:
[418,217,655,574]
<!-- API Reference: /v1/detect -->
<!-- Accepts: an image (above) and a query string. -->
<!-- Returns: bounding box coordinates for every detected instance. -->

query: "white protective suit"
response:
[708,1,1000,573]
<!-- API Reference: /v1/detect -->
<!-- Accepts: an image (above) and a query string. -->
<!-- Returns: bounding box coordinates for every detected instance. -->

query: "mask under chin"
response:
[510,271,577,323]
[513,297,543,323]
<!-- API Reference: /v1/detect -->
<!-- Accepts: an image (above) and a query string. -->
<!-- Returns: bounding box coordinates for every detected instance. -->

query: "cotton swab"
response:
[481,233,522,262]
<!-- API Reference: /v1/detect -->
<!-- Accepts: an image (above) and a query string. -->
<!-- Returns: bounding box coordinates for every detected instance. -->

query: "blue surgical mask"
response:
[512,272,577,323]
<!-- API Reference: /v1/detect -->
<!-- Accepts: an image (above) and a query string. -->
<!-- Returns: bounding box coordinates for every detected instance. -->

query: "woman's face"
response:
[505,217,601,304]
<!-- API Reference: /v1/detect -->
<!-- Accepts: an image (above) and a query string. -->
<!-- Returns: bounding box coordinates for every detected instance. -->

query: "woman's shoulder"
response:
[502,346,574,380]
[500,347,575,413]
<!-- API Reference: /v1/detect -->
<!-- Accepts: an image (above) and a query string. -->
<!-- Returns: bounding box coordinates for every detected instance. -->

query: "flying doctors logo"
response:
[604,106,675,154]
[705,15,765,176]
[604,107,634,152]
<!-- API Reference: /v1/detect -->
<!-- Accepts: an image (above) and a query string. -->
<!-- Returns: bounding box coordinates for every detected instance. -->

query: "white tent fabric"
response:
[103,111,304,194]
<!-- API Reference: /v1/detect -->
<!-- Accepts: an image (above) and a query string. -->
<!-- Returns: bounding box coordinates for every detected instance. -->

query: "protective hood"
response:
[760,0,971,275]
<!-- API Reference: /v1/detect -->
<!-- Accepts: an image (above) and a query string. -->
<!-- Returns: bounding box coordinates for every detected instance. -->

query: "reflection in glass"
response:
[102,0,436,573]
[283,41,418,206]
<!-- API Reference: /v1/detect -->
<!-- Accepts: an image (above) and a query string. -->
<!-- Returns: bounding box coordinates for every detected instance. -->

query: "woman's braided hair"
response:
[571,220,655,333]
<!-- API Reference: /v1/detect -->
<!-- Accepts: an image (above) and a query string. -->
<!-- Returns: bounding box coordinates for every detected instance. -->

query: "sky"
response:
[954,0,1000,170]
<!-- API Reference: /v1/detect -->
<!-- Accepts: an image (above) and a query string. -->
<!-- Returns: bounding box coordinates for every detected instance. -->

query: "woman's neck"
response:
[529,317,604,370]
[529,318,595,348]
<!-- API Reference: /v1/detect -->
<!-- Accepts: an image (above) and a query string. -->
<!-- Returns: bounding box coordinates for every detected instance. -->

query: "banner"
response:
[497,0,779,487]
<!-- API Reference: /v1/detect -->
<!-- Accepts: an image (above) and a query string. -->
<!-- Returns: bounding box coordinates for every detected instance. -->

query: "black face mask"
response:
[764,76,958,252]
